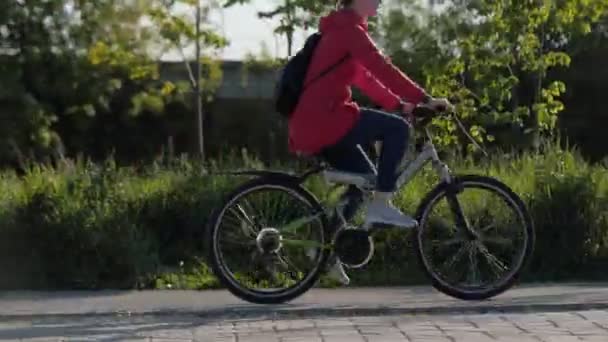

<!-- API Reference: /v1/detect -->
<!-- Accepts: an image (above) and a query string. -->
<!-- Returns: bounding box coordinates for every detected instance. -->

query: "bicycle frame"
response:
[322,128,453,193]
[395,128,453,189]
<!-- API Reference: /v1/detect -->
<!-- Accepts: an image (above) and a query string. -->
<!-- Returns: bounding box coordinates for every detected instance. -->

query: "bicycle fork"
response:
[433,159,479,241]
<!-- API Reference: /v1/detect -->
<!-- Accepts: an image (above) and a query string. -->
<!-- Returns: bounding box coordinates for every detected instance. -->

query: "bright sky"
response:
[168,0,436,61]
[174,0,315,61]
[211,0,310,60]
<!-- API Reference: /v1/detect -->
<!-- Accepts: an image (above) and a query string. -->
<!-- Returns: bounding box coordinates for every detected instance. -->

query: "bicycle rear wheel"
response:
[414,175,534,300]
[206,177,330,304]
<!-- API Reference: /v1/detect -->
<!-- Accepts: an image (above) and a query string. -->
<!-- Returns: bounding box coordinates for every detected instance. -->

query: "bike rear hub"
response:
[334,227,374,268]
[256,228,282,253]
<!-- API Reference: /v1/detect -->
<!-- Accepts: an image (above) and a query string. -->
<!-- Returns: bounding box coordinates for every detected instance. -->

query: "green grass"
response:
[1,140,608,290]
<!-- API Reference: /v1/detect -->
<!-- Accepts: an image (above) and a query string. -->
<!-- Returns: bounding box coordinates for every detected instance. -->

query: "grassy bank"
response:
[1,143,607,290]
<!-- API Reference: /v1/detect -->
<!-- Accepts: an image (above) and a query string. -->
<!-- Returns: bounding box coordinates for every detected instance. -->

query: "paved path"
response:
[1,283,608,341]
[1,309,608,341]
[1,283,608,319]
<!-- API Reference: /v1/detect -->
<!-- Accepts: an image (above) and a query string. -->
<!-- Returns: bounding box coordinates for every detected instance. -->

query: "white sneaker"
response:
[365,199,418,228]
[306,249,350,285]
[325,259,350,285]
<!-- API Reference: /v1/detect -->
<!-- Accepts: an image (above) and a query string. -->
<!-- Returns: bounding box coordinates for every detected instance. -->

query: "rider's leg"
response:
[320,141,375,227]
[313,143,374,286]
[363,112,417,228]
[323,108,417,228]
[313,109,414,285]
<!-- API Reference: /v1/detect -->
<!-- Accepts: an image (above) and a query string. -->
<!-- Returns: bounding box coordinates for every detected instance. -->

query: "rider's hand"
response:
[425,97,454,113]
[400,100,416,123]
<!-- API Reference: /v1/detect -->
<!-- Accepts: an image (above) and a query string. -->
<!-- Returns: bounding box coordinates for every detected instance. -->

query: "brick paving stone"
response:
[1,308,608,341]
[581,337,608,342]
[280,337,322,342]
[139,329,194,340]
[323,336,367,342]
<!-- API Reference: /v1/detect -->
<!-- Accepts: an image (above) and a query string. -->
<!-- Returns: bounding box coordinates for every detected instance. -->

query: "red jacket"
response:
[288,9,428,155]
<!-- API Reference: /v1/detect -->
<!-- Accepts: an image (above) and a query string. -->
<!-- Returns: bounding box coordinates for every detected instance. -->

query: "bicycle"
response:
[206,105,535,305]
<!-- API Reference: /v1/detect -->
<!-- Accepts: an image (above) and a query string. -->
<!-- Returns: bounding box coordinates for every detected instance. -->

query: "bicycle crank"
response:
[334,226,375,269]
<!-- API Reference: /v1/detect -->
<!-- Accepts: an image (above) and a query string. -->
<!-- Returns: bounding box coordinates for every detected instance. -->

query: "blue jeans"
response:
[320,108,410,193]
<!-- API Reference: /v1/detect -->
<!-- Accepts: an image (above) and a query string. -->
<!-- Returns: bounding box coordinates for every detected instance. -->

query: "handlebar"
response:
[401,103,489,156]
[406,104,449,127]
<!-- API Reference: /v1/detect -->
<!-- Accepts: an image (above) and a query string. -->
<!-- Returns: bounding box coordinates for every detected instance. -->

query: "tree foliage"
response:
[149,0,227,99]
[380,0,608,152]
[2,0,607,166]
[0,0,226,167]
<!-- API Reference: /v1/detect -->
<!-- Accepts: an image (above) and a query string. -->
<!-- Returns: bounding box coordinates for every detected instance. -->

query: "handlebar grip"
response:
[434,104,447,112]
[411,105,437,117]
[411,105,439,127]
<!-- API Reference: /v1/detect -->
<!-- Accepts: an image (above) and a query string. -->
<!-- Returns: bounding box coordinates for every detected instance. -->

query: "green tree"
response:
[148,0,227,159]
[149,0,226,97]
[0,1,162,165]
[552,15,608,160]
[0,0,227,167]
[379,0,608,151]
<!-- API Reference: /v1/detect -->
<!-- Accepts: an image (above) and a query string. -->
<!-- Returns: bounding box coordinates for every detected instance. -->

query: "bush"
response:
[1,143,608,290]
[0,156,236,289]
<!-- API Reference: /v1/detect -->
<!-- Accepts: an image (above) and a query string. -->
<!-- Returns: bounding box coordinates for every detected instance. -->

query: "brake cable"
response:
[450,112,489,157]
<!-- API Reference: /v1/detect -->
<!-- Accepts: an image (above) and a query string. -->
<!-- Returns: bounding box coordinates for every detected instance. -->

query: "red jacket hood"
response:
[319,9,368,33]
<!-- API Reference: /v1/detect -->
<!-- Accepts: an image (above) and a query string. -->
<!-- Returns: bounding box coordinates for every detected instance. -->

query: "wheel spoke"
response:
[439,243,468,274]
[480,222,522,248]
[481,236,513,247]
[276,252,304,281]
[479,223,496,233]
[263,261,283,287]
[228,205,259,237]
[223,211,250,231]
[236,204,257,227]
[432,237,465,248]
[466,244,481,286]
[280,212,323,235]
[220,231,257,246]
[478,243,510,277]
[416,177,533,300]
[243,197,266,228]
[282,238,330,250]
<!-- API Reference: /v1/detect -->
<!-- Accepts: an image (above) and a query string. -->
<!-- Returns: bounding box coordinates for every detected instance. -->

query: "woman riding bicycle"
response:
[208,0,532,301]
[289,0,453,284]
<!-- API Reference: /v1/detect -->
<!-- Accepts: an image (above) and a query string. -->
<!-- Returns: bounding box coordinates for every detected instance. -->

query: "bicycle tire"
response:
[413,174,535,300]
[206,176,331,304]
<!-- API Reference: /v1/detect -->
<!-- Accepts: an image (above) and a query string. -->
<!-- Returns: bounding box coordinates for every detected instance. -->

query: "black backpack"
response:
[274,32,349,118]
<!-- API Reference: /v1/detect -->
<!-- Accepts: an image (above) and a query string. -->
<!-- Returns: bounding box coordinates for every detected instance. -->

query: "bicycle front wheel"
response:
[206,177,331,304]
[414,175,534,300]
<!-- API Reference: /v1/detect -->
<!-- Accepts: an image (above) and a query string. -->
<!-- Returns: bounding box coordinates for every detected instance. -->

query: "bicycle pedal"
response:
[372,222,394,229]
[366,221,418,230]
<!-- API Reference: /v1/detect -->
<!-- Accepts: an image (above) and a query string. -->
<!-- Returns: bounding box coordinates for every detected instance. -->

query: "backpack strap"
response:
[303,54,350,90]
